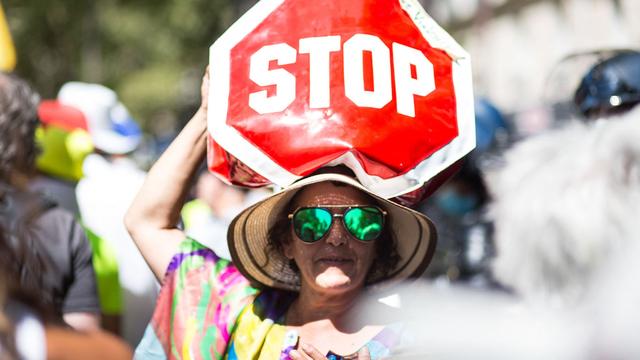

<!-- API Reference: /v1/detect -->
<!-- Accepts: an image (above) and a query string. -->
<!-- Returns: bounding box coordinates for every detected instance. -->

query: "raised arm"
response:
[125,68,210,281]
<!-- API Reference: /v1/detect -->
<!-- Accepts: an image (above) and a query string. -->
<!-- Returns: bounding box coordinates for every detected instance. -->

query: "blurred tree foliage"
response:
[3,0,237,135]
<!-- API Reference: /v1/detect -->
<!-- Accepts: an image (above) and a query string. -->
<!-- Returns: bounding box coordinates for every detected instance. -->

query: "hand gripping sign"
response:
[207,0,475,200]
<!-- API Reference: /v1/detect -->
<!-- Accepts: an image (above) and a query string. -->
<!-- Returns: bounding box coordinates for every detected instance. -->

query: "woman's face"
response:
[284,182,378,294]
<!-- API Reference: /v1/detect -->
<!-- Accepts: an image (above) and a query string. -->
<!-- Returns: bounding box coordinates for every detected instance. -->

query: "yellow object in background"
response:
[85,226,123,316]
[0,3,16,71]
[180,198,213,230]
[36,126,94,182]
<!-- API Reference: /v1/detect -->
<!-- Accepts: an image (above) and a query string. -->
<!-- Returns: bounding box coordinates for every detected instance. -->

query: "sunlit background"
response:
[3,2,640,355]
[4,0,639,143]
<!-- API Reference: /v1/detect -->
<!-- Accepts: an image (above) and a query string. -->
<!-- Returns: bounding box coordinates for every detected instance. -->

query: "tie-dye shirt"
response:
[134,238,403,359]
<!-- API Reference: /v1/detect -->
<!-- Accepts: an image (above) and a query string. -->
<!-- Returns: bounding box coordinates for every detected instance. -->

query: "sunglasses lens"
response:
[344,207,383,241]
[293,208,333,242]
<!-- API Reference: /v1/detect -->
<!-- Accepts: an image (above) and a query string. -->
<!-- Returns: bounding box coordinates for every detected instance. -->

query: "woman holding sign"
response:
[126,0,478,355]
[126,66,437,359]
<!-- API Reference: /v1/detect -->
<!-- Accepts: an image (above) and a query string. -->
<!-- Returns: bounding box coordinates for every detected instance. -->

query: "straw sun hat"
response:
[228,173,437,292]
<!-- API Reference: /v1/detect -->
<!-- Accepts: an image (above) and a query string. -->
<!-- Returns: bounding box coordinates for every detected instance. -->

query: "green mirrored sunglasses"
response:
[288,205,386,243]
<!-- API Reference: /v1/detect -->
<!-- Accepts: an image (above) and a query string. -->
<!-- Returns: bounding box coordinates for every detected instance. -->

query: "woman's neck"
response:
[286,285,365,327]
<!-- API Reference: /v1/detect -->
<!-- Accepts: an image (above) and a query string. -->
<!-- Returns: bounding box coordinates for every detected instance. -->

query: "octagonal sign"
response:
[208,0,475,199]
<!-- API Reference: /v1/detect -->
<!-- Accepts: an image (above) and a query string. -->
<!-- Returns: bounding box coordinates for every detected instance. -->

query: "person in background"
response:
[0,198,132,359]
[0,71,101,331]
[573,50,640,119]
[181,169,270,259]
[421,97,509,287]
[382,86,640,360]
[28,98,123,335]
[54,81,156,346]
[490,50,640,303]
[30,100,94,217]
[488,104,640,307]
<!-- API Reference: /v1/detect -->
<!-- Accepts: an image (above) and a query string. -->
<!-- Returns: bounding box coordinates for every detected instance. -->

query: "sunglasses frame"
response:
[288,205,387,243]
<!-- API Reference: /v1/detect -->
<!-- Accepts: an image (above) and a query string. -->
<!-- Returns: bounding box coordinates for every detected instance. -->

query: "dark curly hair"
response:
[0,72,41,184]
[0,187,57,359]
[267,181,400,284]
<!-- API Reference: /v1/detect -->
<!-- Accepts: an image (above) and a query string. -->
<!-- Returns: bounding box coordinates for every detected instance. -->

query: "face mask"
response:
[434,188,478,217]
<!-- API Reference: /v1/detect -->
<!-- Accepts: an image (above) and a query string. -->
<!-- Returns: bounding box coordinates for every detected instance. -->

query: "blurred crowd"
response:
[2,6,640,356]
[0,70,274,358]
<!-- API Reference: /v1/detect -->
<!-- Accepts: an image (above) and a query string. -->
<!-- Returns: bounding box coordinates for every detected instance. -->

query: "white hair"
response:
[488,106,640,306]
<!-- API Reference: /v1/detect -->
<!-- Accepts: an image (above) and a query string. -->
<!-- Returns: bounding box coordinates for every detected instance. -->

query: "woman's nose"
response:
[325,219,348,246]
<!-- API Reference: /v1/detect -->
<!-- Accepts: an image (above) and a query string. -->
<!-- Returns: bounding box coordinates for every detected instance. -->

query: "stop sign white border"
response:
[208,0,475,199]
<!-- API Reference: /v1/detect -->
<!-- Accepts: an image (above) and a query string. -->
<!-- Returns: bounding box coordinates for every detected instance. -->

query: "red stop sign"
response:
[208,0,475,198]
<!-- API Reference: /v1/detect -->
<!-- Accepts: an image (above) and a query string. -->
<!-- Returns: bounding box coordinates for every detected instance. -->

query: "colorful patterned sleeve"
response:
[134,238,259,360]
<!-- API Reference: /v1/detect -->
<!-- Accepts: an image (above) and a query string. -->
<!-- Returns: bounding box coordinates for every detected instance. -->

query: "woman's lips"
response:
[317,257,353,265]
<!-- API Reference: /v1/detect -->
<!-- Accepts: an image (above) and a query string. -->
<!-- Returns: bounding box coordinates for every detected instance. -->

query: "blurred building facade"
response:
[421,0,640,133]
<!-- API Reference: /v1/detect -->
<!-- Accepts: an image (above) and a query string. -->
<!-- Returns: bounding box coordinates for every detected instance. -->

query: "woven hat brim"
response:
[228,173,437,292]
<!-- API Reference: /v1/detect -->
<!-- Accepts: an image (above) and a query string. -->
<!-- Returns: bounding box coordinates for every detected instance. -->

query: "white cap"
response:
[58,82,142,154]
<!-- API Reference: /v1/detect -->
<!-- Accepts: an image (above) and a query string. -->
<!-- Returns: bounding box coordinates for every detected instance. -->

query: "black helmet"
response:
[573,50,640,118]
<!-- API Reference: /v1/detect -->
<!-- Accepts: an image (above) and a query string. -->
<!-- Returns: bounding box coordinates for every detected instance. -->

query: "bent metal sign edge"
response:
[208,0,475,199]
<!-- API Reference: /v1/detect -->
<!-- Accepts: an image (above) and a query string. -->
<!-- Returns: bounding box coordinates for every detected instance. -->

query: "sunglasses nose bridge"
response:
[324,213,348,246]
